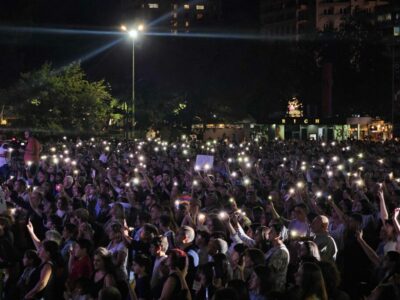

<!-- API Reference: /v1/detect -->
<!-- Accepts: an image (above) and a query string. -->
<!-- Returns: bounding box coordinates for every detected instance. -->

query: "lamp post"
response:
[121,24,144,138]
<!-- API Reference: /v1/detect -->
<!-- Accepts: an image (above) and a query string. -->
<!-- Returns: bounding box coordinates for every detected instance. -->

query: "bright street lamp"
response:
[120,23,144,138]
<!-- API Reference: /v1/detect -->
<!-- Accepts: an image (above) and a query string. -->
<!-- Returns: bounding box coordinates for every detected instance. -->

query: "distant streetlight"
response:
[121,23,145,138]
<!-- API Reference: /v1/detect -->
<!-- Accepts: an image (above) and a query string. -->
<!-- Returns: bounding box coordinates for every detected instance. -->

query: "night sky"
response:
[0,0,393,120]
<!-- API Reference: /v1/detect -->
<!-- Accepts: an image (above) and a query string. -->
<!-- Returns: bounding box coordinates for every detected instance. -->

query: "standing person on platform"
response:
[0,135,10,182]
[23,131,41,176]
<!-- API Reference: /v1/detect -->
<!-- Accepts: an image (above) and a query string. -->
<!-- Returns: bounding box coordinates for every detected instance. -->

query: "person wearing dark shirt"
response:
[132,254,152,300]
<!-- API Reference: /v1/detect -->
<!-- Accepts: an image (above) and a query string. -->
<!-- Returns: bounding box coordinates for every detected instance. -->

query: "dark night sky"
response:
[0,0,393,119]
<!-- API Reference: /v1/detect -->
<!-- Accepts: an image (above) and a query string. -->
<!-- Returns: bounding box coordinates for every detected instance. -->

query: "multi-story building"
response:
[260,0,316,39]
[120,0,222,33]
[315,0,388,31]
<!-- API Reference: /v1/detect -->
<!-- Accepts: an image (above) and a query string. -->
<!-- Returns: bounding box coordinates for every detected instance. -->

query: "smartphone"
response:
[56,184,62,192]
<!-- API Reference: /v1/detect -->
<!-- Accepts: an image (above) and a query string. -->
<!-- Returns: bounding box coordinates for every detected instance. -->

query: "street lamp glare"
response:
[121,25,127,31]
[138,24,145,32]
[129,30,138,39]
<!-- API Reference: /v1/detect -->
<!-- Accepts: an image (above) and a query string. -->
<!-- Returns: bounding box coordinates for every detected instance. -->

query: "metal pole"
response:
[132,39,135,139]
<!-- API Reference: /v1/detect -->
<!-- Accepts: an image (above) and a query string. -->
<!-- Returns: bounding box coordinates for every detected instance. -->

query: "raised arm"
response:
[26,219,41,251]
[355,230,380,268]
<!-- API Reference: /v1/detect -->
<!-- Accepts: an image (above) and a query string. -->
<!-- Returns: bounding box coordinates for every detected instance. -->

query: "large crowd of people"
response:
[0,131,399,300]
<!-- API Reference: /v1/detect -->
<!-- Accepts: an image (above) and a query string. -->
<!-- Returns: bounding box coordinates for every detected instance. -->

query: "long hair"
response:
[94,247,115,274]
[299,262,328,300]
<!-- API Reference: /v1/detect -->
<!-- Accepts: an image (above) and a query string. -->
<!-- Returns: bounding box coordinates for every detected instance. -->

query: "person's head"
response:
[150,203,162,222]
[56,196,69,211]
[207,238,228,256]
[23,249,41,268]
[45,214,62,231]
[293,204,308,222]
[140,223,159,242]
[73,208,90,224]
[62,223,78,240]
[98,286,121,300]
[226,280,250,300]
[93,247,114,273]
[195,230,211,248]
[177,225,195,246]
[295,262,328,300]
[311,215,329,235]
[45,230,62,245]
[348,213,363,231]
[243,248,265,269]
[379,220,396,241]
[108,222,123,241]
[132,254,152,276]
[196,263,214,287]
[63,175,74,189]
[299,241,321,262]
[159,214,172,229]
[39,240,60,262]
[110,203,125,220]
[150,235,169,256]
[166,248,188,272]
[213,253,233,285]
[24,130,31,139]
[231,243,248,269]
[212,287,239,300]
[74,239,92,258]
[144,194,157,208]
[267,223,283,242]
[14,179,27,193]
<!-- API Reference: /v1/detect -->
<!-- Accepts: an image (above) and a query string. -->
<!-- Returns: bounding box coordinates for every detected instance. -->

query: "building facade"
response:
[260,0,316,39]
[120,0,222,33]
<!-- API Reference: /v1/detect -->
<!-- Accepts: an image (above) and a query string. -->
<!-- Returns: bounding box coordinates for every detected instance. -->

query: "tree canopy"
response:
[2,63,118,133]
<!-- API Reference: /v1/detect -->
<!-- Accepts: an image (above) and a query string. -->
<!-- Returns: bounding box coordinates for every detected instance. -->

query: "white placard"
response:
[195,155,214,171]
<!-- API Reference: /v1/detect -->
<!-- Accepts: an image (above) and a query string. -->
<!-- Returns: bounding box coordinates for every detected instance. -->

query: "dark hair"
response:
[298,262,328,300]
[318,261,341,296]
[197,263,214,286]
[138,211,151,224]
[42,240,61,263]
[253,265,270,296]
[196,230,211,244]
[226,280,250,300]
[167,249,187,271]
[213,253,233,285]
[244,248,265,267]
[24,249,41,267]
[213,287,239,300]
[133,254,152,275]
[151,235,169,251]
[94,247,115,274]
[159,214,172,227]
[99,286,121,300]
[76,239,93,255]
[64,223,78,237]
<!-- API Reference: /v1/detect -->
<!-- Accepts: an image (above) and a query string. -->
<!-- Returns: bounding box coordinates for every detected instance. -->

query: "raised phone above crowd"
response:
[0,135,399,300]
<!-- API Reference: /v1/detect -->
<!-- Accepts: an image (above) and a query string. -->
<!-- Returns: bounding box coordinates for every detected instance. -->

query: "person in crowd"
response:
[265,223,290,292]
[0,136,398,300]
[90,247,116,299]
[160,248,191,300]
[17,249,41,299]
[311,215,338,261]
[131,253,152,300]
[24,240,60,299]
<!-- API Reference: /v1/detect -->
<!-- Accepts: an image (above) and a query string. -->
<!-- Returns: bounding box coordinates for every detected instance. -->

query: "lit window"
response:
[173,4,178,10]
[148,3,159,9]
[185,21,190,27]
[196,5,205,10]
[173,13,178,19]
[184,4,190,9]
